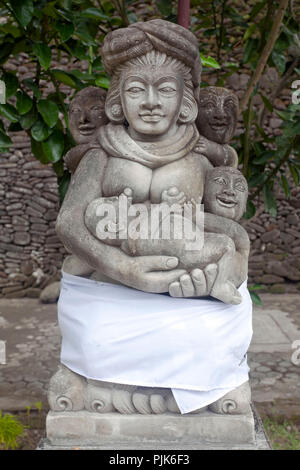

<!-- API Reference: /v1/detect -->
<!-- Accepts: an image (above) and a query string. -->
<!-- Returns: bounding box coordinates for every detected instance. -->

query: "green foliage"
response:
[0,410,25,450]
[0,0,298,212]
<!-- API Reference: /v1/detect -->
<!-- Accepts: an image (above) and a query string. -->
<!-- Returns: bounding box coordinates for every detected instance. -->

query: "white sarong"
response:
[58,271,252,414]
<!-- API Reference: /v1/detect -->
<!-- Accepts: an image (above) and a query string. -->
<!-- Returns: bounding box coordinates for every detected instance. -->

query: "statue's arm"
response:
[203,212,250,255]
[56,148,132,280]
[56,148,186,291]
[195,137,238,168]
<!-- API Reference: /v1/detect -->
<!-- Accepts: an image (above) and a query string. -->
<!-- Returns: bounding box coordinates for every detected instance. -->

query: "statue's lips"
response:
[79,125,96,135]
[210,123,227,131]
[216,195,237,208]
[139,114,165,123]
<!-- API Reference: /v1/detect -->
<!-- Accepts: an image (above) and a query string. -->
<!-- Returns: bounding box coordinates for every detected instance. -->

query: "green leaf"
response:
[271,50,286,74]
[250,291,262,306]
[263,185,277,218]
[200,53,220,69]
[52,69,77,88]
[252,150,273,165]
[55,21,74,42]
[31,119,52,142]
[2,72,19,99]
[32,42,52,71]
[156,0,173,16]
[37,100,59,128]
[31,138,48,164]
[22,79,42,100]
[16,91,32,115]
[289,164,299,186]
[75,25,97,47]
[243,24,257,42]
[81,8,110,21]
[249,1,267,20]
[243,200,256,219]
[11,0,34,28]
[0,103,19,122]
[0,129,13,147]
[95,76,110,89]
[19,107,37,129]
[42,129,65,163]
[248,172,265,188]
[242,38,258,64]
[280,174,291,198]
[259,93,273,112]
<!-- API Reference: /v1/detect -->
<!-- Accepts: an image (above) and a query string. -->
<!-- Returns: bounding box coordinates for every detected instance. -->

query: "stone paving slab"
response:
[0,294,299,414]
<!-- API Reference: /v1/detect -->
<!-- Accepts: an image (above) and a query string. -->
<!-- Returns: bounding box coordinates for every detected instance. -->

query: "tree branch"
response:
[239,0,290,114]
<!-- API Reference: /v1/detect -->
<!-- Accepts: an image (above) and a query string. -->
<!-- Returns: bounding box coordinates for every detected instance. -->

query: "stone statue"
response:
[64,86,108,174]
[85,166,249,304]
[46,20,255,448]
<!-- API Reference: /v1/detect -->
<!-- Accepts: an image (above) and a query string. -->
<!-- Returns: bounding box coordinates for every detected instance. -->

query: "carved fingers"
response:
[168,263,218,298]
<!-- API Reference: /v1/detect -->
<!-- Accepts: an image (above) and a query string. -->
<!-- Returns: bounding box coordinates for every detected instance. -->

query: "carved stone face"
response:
[120,65,184,141]
[204,167,248,221]
[69,88,107,144]
[197,87,238,144]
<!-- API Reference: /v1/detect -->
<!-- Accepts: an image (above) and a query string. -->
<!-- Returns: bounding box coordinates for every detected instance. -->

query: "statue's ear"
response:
[178,95,198,124]
[105,98,125,124]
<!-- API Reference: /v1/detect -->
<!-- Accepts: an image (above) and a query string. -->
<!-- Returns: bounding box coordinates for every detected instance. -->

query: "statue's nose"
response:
[79,111,90,123]
[142,86,161,110]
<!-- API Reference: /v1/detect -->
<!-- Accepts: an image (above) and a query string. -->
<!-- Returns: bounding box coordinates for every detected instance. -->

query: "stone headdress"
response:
[101,19,202,101]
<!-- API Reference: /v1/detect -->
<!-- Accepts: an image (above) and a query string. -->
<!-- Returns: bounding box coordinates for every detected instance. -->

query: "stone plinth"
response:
[39,407,271,450]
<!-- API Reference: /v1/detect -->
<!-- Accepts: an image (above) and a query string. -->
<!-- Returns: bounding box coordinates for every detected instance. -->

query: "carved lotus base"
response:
[48,364,252,416]
[43,364,267,449]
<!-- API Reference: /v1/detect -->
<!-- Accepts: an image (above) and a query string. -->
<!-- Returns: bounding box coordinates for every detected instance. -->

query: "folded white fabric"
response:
[58,271,252,413]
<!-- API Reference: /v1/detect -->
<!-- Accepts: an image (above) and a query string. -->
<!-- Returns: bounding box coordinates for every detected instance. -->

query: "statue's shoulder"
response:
[67,144,108,175]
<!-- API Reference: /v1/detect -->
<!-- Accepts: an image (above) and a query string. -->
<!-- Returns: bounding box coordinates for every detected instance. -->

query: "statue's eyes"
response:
[159,86,176,93]
[214,177,226,185]
[71,107,81,113]
[235,182,246,192]
[224,100,235,109]
[126,87,144,94]
[91,106,102,111]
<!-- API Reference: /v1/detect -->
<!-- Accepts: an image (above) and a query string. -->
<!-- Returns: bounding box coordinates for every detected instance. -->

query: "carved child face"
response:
[197,87,238,144]
[69,88,107,144]
[204,167,248,221]
[121,65,184,140]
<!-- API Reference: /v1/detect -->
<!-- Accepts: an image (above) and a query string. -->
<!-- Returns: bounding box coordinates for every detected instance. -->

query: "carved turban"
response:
[101,19,202,100]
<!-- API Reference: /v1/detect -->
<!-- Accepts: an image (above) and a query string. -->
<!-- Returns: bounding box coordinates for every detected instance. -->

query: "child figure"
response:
[65,86,108,174]
[194,86,239,168]
[85,166,249,305]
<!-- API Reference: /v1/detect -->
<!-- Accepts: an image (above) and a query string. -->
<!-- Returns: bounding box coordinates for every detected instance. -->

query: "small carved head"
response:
[196,87,238,144]
[101,21,202,139]
[203,166,248,221]
[69,86,108,144]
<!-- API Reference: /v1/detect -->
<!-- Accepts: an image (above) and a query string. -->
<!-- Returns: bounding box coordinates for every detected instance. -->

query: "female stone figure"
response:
[52,20,252,417]
[57,20,238,297]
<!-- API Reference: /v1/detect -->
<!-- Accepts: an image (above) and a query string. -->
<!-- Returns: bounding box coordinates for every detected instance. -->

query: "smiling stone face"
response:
[196,87,238,144]
[203,167,248,221]
[120,65,184,141]
[69,86,108,144]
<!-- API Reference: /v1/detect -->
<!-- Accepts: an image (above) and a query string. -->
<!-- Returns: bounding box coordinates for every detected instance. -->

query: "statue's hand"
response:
[169,264,218,297]
[124,255,187,293]
[194,136,210,157]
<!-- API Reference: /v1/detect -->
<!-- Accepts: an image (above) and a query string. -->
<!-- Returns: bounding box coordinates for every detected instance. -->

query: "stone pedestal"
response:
[38,406,270,450]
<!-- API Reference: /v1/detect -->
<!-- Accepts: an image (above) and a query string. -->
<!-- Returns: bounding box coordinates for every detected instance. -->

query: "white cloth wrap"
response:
[58,271,252,413]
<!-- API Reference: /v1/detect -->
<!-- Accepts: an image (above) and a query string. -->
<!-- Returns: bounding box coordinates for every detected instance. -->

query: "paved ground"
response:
[0,293,299,418]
